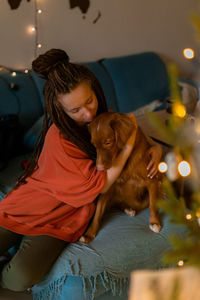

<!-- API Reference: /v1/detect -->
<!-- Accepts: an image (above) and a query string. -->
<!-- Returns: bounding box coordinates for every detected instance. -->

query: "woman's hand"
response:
[147,144,162,179]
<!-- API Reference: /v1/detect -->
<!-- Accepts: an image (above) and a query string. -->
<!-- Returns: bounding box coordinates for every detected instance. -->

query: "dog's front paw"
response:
[79,235,89,243]
[124,208,136,217]
[149,223,162,233]
[79,233,96,243]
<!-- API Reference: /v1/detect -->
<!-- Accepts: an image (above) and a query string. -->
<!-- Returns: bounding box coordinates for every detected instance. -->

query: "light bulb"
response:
[11,72,16,77]
[24,69,29,74]
[178,260,184,267]
[178,161,191,177]
[28,26,36,34]
[186,213,192,220]
[37,44,42,48]
[37,9,42,14]
[158,162,168,173]
[183,48,195,59]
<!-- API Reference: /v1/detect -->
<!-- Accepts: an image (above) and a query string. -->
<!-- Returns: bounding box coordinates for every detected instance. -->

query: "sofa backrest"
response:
[0,68,43,130]
[101,52,170,113]
[84,62,119,111]
[0,52,170,151]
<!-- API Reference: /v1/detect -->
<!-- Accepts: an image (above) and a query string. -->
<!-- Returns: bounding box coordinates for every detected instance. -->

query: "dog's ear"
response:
[110,113,137,149]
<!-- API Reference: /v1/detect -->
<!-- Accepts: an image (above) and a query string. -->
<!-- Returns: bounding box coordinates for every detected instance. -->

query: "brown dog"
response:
[80,112,162,243]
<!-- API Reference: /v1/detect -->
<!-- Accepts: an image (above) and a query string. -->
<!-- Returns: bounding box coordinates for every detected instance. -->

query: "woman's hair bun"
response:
[32,49,69,79]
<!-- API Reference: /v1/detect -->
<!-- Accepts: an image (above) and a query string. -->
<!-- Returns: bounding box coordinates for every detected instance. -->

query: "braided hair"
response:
[15,49,108,189]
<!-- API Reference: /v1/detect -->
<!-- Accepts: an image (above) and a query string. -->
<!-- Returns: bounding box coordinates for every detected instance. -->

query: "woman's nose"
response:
[83,108,93,121]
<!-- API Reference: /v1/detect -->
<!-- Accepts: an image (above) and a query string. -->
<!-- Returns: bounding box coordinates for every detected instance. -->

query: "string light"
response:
[5,0,43,76]
[33,0,42,58]
[177,260,184,267]
[158,162,168,173]
[183,48,195,59]
[177,161,191,177]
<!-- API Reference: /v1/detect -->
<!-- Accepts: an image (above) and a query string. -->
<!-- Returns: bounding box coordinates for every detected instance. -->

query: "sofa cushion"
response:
[85,62,119,112]
[0,153,31,194]
[101,52,170,113]
[23,115,44,150]
[131,99,164,117]
[32,209,186,300]
[0,69,43,130]
[30,71,45,108]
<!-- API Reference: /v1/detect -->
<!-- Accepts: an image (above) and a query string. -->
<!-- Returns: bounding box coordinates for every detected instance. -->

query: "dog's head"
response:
[89,112,137,170]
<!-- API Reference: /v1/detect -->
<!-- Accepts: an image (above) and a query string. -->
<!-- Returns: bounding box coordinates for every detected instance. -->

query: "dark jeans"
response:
[0,226,66,291]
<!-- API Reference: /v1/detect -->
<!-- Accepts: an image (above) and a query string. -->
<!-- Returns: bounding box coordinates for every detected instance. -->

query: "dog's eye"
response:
[103,139,113,146]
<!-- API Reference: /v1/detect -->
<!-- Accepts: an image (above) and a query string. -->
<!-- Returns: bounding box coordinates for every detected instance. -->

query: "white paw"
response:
[124,208,136,217]
[79,236,86,243]
[149,224,161,233]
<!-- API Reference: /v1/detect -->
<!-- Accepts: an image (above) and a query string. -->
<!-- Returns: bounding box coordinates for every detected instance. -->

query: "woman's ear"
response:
[110,113,137,149]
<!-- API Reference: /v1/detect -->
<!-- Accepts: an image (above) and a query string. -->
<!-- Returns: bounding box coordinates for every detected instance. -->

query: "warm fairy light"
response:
[24,69,29,74]
[37,9,42,14]
[186,213,192,220]
[27,26,36,34]
[178,260,184,267]
[183,48,195,59]
[172,103,186,118]
[158,162,168,173]
[11,72,16,77]
[178,161,191,177]
[37,44,42,48]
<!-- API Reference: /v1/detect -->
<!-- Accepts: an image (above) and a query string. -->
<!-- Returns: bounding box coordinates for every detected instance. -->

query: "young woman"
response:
[0,49,162,292]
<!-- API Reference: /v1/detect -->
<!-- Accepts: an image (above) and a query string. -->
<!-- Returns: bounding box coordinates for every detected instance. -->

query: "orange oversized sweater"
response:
[0,124,106,242]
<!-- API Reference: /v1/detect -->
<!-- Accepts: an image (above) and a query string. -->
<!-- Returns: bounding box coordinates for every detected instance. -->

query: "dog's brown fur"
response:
[80,112,162,243]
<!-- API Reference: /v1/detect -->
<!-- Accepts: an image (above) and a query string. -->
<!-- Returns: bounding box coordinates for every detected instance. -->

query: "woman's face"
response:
[58,81,98,126]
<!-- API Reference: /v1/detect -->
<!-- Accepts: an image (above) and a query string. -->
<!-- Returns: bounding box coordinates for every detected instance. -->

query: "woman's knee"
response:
[1,262,37,291]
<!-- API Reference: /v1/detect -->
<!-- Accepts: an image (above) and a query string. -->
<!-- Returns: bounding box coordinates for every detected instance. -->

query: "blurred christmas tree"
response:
[146,12,200,269]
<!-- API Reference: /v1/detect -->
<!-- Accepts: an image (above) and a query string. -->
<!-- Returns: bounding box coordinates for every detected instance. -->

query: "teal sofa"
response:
[0,52,189,299]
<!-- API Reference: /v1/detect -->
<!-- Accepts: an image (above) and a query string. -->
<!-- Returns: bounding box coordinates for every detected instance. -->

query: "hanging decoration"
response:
[8,0,31,10]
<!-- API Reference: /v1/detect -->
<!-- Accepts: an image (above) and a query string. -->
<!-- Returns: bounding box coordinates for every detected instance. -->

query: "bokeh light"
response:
[178,160,191,177]
[178,260,184,267]
[172,103,186,118]
[158,162,168,173]
[183,48,195,59]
